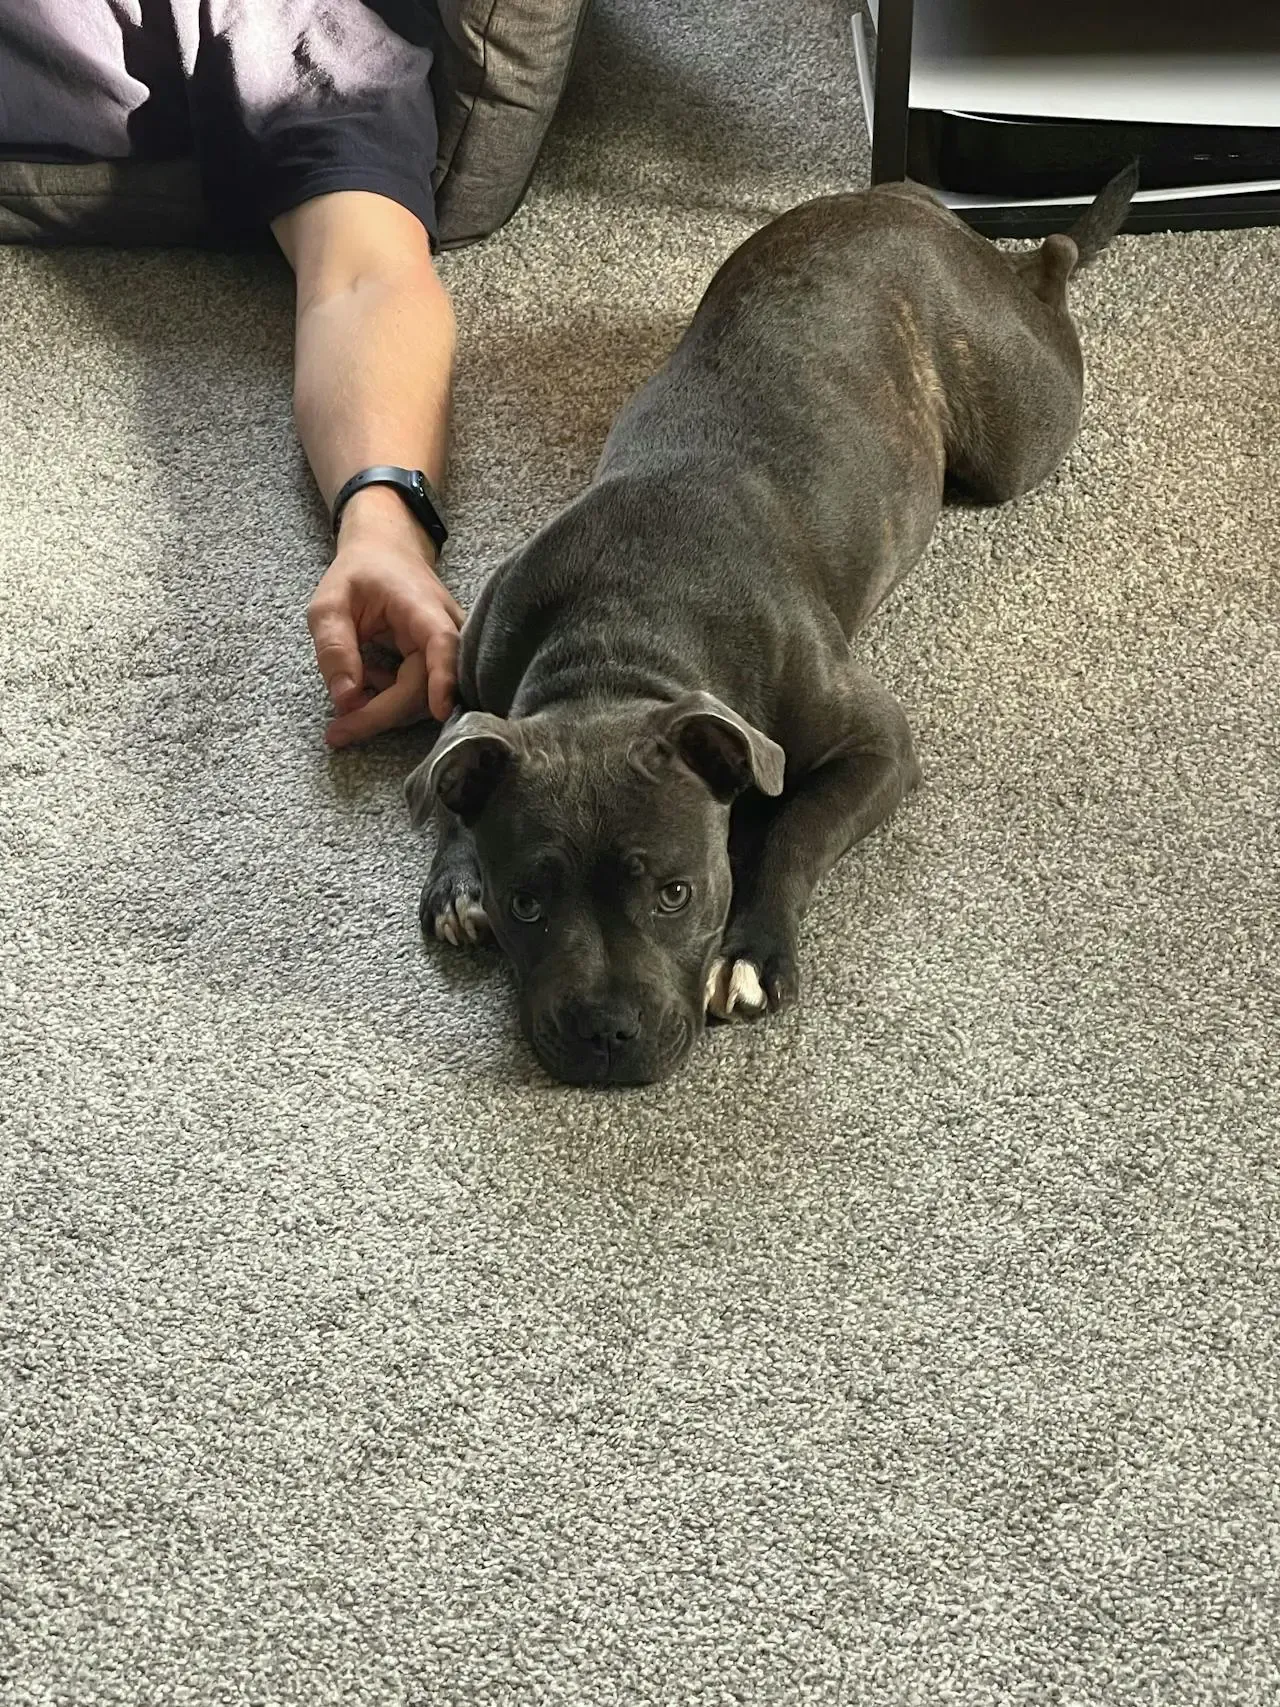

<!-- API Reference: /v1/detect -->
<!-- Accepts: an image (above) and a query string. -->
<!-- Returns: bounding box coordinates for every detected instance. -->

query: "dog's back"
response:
[597,173,1135,636]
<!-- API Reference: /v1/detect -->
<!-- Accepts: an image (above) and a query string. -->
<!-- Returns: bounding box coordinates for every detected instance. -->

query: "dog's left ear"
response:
[656,692,786,801]
[404,711,519,827]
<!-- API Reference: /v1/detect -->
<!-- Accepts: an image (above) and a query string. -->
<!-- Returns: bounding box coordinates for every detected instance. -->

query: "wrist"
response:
[335,482,440,563]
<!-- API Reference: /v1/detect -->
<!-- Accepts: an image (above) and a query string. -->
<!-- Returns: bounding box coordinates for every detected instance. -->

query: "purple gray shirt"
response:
[0,1,438,239]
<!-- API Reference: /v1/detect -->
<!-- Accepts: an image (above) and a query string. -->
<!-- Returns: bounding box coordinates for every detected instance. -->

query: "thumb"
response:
[307,596,363,712]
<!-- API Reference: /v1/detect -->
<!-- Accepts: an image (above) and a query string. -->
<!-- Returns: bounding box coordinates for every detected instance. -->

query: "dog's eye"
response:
[509,891,543,923]
[657,880,691,913]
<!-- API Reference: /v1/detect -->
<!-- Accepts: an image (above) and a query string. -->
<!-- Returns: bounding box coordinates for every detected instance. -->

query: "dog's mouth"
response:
[529,1007,698,1087]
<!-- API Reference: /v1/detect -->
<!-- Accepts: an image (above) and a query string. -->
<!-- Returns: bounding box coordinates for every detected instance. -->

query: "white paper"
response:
[849,10,1280,209]
[851,12,875,146]
[911,0,1280,129]
[941,178,1280,210]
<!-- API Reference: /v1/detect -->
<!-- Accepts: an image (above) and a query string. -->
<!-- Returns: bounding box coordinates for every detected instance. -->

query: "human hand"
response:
[307,485,464,748]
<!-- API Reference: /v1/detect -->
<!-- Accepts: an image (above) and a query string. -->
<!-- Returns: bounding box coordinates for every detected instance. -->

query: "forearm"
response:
[273,192,462,738]
[291,259,456,543]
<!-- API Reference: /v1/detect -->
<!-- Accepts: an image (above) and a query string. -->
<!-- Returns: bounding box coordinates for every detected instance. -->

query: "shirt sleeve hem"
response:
[260,168,437,248]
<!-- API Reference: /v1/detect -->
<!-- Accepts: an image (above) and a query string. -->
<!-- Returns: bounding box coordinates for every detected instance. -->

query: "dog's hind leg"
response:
[945,163,1135,506]
[419,808,492,948]
[945,305,1085,505]
[707,672,919,1020]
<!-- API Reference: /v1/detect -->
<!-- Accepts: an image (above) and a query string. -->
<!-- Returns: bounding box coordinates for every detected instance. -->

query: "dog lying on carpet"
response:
[404,168,1138,1085]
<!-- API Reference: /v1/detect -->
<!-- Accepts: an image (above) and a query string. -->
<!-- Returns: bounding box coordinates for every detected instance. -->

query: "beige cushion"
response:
[430,0,591,246]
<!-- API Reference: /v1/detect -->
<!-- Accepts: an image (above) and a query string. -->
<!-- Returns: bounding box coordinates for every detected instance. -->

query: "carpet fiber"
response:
[3,3,1279,1702]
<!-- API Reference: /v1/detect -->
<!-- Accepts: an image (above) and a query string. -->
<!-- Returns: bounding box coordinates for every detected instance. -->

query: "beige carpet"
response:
[3,2,1279,1701]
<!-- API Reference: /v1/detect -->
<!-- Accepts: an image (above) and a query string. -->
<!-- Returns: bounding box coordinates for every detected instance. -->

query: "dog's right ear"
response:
[404,712,518,828]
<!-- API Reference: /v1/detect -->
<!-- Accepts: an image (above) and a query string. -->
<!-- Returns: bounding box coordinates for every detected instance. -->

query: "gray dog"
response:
[405,168,1137,1085]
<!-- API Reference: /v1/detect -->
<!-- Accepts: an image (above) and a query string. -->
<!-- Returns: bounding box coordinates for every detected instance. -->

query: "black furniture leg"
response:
[870,0,914,185]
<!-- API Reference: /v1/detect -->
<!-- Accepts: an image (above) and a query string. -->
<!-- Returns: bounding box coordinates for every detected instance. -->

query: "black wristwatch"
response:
[331,465,449,553]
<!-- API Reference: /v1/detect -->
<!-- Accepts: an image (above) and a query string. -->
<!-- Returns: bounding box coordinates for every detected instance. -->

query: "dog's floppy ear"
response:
[404,711,518,827]
[656,692,785,801]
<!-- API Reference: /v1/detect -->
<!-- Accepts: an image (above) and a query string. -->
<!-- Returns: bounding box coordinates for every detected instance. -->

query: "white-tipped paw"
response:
[432,892,491,948]
[705,956,769,1021]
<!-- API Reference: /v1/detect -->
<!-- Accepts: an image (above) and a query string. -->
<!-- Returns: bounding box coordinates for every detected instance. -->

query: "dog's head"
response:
[405,694,785,1085]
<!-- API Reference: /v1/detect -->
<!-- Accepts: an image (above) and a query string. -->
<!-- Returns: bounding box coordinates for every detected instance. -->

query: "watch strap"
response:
[331,465,449,552]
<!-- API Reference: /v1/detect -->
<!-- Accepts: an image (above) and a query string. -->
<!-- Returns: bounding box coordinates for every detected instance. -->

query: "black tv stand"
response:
[853,0,1280,236]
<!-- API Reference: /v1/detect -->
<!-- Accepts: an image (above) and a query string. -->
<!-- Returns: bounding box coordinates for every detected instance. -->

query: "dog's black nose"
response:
[569,1002,641,1049]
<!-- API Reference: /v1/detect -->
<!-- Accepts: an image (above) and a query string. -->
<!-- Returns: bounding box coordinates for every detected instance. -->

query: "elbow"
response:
[297,245,454,328]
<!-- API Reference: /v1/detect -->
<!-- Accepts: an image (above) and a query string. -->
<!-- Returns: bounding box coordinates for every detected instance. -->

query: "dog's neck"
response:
[508,636,695,721]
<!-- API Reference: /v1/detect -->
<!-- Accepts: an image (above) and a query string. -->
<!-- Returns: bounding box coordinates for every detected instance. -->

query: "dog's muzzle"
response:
[532,996,696,1085]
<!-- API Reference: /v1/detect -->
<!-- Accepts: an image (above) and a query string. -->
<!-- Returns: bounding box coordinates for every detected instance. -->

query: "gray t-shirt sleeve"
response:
[190,2,439,241]
[0,1,439,242]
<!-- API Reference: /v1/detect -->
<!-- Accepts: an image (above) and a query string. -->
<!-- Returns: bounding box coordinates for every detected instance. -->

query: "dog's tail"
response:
[1067,160,1140,267]
[1016,160,1138,306]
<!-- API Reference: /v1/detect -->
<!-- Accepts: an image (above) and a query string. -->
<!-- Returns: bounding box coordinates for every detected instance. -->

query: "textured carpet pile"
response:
[3,3,1278,1702]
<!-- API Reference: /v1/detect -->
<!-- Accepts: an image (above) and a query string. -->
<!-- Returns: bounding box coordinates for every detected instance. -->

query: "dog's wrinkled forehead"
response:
[518,702,687,789]
[403,691,785,836]
[519,701,657,772]
[506,717,710,846]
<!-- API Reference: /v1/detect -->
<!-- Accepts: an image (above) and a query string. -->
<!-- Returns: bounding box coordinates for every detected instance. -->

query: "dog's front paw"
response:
[419,872,492,948]
[704,940,799,1023]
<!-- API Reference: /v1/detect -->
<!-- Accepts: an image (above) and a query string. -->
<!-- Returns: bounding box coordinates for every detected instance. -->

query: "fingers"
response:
[324,638,458,746]
[431,584,465,629]
[397,587,465,659]
[389,589,462,724]
[325,651,429,749]
[307,596,364,713]
[424,628,459,723]
[311,550,465,742]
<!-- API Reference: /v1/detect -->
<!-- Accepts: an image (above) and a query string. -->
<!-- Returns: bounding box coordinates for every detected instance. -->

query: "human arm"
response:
[273,188,461,746]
